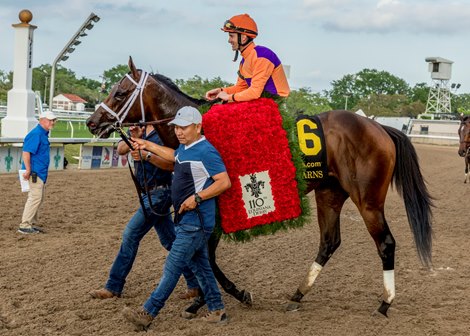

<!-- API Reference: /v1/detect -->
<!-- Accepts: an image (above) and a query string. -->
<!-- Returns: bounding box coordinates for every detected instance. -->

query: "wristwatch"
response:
[145,151,152,161]
[194,193,203,204]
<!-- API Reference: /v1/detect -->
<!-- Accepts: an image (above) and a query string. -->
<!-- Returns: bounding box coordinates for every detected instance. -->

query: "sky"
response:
[1,0,470,94]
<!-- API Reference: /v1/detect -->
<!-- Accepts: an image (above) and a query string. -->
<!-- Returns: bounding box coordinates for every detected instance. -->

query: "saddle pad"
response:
[203,98,301,233]
[295,114,328,181]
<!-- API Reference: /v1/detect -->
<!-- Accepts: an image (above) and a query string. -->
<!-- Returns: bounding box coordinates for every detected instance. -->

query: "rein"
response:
[113,125,173,220]
[126,150,174,219]
[120,117,175,127]
[96,72,223,220]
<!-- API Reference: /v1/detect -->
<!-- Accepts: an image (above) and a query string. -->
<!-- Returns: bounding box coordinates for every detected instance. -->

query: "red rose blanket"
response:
[202,98,301,233]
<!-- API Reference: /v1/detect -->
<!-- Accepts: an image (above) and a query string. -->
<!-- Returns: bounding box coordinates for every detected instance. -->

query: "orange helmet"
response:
[221,14,258,38]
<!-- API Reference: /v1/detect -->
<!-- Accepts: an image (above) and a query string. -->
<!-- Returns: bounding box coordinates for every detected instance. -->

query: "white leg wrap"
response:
[299,262,323,294]
[383,270,395,304]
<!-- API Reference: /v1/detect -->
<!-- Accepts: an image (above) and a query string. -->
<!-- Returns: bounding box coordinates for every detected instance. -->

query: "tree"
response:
[454,93,470,115]
[354,93,423,118]
[0,70,12,104]
[285,87,332,116]
[175,75,232,99]
[328,69,410,110]
[102,64,129,93]
[410,82,430,104]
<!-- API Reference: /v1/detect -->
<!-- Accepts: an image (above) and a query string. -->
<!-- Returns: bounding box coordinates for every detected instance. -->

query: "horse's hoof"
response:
[181,310,197,320]
[285,301,301,312]
[240,290,253,306]
[375,301,391,317]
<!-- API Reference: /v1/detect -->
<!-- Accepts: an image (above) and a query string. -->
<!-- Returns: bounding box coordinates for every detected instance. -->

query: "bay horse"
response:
[87,57,433,317]
[458,114,470,183]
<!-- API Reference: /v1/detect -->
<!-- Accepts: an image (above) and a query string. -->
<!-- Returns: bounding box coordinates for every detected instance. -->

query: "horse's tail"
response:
[382,125,434,268]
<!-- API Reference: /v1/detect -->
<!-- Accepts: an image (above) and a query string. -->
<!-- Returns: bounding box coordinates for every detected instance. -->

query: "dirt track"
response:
[1,144,469,336]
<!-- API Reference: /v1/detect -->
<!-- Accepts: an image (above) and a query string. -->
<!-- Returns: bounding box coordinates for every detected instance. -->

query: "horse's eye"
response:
[114,90,127,101]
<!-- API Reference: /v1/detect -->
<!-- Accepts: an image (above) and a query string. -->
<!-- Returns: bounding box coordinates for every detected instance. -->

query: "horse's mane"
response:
[150,73,206,106]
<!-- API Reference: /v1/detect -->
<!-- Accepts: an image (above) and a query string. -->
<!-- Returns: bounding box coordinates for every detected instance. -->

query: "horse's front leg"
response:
[464,161,469,183]
[287,187,346,311]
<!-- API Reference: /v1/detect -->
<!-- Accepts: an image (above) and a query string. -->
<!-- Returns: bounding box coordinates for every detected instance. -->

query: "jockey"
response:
[205,14,290,103]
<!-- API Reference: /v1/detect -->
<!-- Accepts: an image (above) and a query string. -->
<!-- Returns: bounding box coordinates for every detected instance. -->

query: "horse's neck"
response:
[147,83,202,149]
[150,81,203,119]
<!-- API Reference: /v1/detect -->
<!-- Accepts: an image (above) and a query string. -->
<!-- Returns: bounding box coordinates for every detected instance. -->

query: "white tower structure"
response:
[2,10,38,138]
[424,57,453,118]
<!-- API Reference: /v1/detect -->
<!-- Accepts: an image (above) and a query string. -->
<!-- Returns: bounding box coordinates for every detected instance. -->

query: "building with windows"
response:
[52,93,87,111]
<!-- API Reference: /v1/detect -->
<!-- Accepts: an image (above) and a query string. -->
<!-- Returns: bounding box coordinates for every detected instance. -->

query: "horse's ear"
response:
[128,56,139,79]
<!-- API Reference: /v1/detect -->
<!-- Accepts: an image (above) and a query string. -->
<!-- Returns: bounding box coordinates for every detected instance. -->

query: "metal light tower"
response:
[49,12,100,110]
[424,57,453,118]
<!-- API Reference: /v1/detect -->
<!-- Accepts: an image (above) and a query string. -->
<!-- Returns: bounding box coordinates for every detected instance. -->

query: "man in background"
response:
[19,111,57,234]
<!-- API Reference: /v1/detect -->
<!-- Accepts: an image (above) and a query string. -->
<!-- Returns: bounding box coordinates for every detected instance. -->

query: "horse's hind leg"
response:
[287,184,348,311]
[358,206,396,316]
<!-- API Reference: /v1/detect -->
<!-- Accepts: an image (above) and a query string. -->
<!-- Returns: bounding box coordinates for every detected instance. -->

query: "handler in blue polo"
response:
[123,106,231,331]
[89,124,199,300]
[18,111,57,234]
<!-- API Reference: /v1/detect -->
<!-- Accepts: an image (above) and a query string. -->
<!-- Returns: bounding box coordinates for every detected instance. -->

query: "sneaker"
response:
[122,307,154,331]
[178,288,199,300]
[200,309,228,324]
[17,227,39,235]
[89,288,120,299]
[32,226,45,233]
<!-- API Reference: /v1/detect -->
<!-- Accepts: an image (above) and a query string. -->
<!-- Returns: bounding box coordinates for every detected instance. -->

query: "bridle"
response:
[97,70,175,219]
[98,71,150,126]
[96,70,174,146]
[458,118,470,147]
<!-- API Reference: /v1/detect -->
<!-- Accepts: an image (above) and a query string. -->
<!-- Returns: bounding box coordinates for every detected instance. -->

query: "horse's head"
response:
[458,114,470,157]
[87,56,206,148]
[87,56,154,138]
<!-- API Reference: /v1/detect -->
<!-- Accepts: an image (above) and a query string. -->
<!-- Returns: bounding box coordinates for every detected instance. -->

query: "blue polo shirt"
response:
[172,136,226,231]
[21,124,51,183]
[132,129,172,190]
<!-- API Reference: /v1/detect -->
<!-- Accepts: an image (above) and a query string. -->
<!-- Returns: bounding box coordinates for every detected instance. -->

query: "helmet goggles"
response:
[222,20,258,37]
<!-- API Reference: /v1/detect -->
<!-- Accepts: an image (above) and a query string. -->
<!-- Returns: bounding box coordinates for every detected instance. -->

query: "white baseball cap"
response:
[169,106,202,126]
[39,111,57,120]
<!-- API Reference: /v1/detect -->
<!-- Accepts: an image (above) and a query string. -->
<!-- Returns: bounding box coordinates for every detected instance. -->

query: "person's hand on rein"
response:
[129,126,144,138]
[130,137,146,150]
[130,148,148,161]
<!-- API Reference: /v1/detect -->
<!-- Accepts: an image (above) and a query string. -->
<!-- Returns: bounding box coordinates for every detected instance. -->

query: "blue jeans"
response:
[143,220,224,317]
[105,188,198,295]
